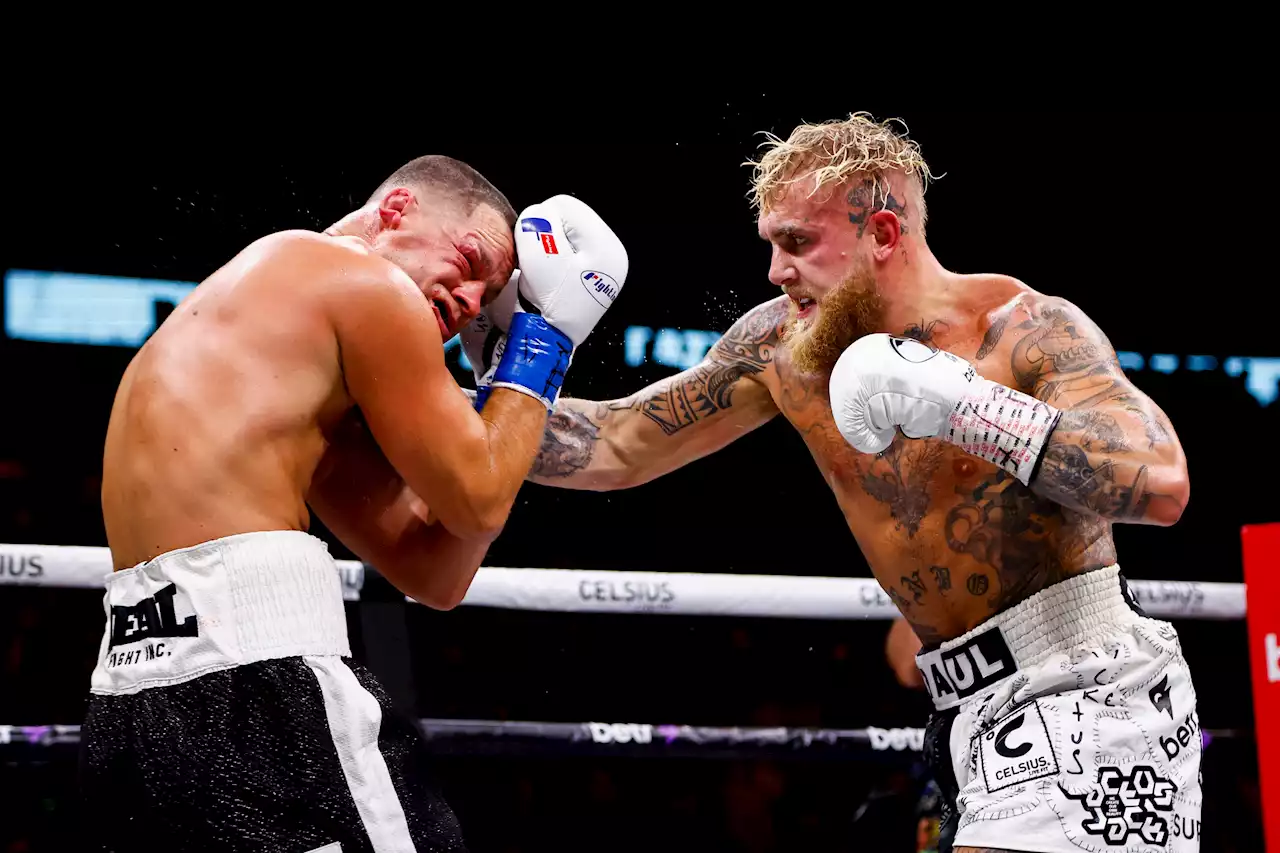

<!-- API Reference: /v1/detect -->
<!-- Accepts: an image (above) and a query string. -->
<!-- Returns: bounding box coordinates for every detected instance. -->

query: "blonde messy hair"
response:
[746,112,938,232]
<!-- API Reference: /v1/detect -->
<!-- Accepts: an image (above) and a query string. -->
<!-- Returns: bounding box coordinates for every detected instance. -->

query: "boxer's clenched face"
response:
[759,179,886,375]
[373,191,516,341]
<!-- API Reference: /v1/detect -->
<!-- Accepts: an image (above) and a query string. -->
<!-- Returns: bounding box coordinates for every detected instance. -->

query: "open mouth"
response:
[430,298,455,339]
[794,296,817,318]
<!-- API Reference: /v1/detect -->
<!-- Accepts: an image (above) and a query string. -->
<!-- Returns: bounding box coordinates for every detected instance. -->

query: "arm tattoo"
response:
[1035,443,1155,519]
[1010,303,1125,407]
[619,299,786,436]
[530,406,603,479]
[1008,298,1184,522]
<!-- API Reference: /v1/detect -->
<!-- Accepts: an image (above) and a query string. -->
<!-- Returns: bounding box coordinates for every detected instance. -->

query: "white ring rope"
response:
[0,543,1246,621]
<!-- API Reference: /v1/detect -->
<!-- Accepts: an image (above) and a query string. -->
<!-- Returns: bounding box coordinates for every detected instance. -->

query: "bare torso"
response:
[101,231,354,570]
[754,279,1116,646]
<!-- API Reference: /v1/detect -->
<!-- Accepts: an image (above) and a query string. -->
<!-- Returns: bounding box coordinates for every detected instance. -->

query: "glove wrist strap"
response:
[487,312,573,410]
[944,378,1062,485]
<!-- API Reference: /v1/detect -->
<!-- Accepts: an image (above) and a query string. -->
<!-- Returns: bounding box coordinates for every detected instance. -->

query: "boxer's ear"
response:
[377,188,414,230]
[868,209,902,262]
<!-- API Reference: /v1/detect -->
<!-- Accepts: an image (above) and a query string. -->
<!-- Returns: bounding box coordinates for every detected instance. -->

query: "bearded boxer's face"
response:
[374,194,515,341]
[759,183,886,375]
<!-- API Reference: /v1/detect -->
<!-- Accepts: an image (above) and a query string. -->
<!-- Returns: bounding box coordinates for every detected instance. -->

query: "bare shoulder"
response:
[255,232,425,329]
[967,277,1127,408]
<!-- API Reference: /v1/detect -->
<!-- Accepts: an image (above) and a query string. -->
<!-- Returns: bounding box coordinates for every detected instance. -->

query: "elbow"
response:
[440,486,510,540]
[594,441,652,491]
[413,585,468,611]
[1146,460,1190,526]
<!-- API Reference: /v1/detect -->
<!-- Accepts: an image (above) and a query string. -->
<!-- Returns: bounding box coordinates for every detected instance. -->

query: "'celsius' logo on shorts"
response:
[580,270,619,307]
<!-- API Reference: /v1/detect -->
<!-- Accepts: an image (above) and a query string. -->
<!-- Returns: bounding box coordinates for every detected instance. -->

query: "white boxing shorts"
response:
[80,530,466,852]
[915,565,1203,853]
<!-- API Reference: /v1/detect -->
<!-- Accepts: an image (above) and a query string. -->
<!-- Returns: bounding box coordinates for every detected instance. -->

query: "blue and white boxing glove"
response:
[829,334,1063,485]
[482,195,628,410]
[459,270,518,409]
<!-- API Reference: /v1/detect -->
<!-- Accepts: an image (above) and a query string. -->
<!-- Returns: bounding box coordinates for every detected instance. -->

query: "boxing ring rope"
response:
[0,543,1248,621]
[0,542,1252,761]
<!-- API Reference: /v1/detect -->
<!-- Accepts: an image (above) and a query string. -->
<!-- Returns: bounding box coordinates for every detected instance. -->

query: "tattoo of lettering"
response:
[859,439,947,537]
[846,178,910,237]
[887,587,912,611]
[530,406,603,479]
[929,565,952,594]
[620,300,786,436]
[901,319,950,345]
[901,570,927,604]
[944,471,1074,613]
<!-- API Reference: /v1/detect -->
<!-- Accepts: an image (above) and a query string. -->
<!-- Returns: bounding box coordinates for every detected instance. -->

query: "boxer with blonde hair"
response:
[486,113,1199,852]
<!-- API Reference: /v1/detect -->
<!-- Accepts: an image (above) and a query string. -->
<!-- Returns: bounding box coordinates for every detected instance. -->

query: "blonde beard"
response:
[780,268,885,375]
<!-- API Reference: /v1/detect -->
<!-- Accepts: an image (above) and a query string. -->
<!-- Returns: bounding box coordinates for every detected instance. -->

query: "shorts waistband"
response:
[914,565,1139,711]
[90,530,351,695]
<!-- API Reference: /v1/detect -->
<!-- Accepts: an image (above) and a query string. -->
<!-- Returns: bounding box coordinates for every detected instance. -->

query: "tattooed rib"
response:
[944,471,1075,613]
[530,406,602,479]
[860,439,946,537]
[620,299,787,436]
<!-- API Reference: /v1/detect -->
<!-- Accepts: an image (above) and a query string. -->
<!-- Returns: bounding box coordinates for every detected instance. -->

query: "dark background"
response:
[1,104,1276,850]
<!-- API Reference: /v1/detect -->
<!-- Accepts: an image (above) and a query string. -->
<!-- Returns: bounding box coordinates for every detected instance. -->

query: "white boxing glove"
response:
[828,334,1063,485]
[512,194,628,344]
[458,269,519,409]
[486,195,629,409]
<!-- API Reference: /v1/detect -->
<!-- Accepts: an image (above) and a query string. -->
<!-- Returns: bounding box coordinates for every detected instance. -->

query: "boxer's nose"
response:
[452,280,485,324]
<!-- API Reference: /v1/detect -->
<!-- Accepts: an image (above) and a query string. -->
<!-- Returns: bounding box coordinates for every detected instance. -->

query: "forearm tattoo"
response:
[615,299,787,436]
[530,405,604,480]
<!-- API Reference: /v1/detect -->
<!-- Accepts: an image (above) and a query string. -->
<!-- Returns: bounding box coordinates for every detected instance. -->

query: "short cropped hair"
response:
[746,112,938,233]
[369,155,517,229]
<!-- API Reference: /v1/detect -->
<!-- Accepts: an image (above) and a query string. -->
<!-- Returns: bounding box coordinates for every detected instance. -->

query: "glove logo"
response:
[888,336,939,364]
[580,270,619,308]
[520,217,558,254]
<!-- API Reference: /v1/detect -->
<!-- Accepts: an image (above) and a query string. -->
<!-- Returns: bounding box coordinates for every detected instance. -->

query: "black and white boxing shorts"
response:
[80,530,466,852]
[918,565,1203,852]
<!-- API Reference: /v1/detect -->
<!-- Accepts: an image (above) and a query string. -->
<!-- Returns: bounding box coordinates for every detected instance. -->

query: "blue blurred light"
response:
[4,269,196,346]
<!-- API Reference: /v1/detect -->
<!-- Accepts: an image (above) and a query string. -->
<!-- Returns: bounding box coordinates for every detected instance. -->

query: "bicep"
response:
[330,272,486,497]
[1008,296,1182,452]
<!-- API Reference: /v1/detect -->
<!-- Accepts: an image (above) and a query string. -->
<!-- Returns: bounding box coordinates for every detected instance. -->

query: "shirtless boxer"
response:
[84,154,629,852]
[474,115,1200,852]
